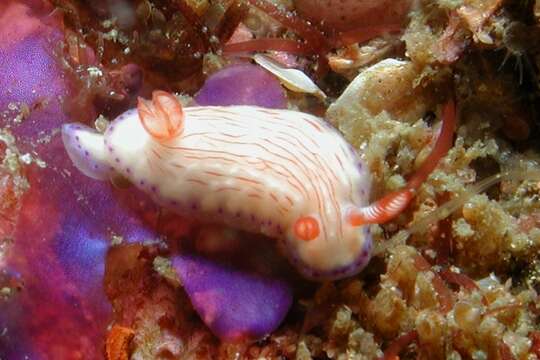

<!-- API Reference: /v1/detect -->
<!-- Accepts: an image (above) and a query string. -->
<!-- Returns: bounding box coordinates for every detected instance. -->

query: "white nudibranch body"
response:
[62,92,373,279]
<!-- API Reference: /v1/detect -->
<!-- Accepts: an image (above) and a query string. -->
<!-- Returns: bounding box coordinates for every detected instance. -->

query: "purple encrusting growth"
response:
[172,254,293,342]
[195,64,287,109]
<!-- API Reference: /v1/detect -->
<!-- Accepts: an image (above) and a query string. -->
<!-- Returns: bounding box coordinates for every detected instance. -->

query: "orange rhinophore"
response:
[105,325,134,360]
[137,91,184,141]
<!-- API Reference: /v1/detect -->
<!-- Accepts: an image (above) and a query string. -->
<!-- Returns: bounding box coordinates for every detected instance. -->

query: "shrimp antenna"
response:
[348,99,457,226]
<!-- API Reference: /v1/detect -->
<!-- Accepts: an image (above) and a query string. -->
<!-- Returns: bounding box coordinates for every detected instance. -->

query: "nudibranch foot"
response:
[61,123,113,181]
[289,225,373,280]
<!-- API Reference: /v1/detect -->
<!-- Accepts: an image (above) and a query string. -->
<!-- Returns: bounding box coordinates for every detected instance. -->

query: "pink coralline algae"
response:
[0,2,155,357]
[0,1,296,357]
[0,2,111,358]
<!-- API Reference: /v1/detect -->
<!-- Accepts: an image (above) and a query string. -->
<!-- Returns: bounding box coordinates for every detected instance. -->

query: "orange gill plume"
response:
[294,215,320,241]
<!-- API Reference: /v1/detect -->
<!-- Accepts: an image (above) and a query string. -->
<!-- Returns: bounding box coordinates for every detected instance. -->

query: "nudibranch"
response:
[62,91,455,280]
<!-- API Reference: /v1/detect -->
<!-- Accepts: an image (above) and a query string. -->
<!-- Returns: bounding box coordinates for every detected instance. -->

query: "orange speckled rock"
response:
[106,325,134,360]
[0,173,19,238]
[0,173,20,239]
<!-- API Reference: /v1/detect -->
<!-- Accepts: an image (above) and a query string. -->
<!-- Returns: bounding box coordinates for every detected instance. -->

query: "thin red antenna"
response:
[348,99,456,226]
[223,38,313,56]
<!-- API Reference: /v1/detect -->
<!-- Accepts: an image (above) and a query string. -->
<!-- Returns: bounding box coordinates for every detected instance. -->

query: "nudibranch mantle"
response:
[62,93,372,279]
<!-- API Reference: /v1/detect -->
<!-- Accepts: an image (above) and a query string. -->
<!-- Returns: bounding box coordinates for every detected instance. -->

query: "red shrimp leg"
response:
[138,91,184,141]
[379,330,419,360]
[348,99,456,226]
[334,24,403,47]
[223,38,313,56]
[246,0,329,53]
[245,0,330,76]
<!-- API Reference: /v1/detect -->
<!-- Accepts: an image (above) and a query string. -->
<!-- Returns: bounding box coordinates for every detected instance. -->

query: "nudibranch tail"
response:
[137,90,184,141]
[348,99,457,226]
[61,123,113,181]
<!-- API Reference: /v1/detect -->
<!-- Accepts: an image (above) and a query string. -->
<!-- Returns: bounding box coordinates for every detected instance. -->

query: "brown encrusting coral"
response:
[3,0,540,359]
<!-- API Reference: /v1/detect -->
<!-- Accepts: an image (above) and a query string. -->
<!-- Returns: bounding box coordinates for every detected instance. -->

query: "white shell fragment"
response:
[326,58,429,126]
[253,54,327,99]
